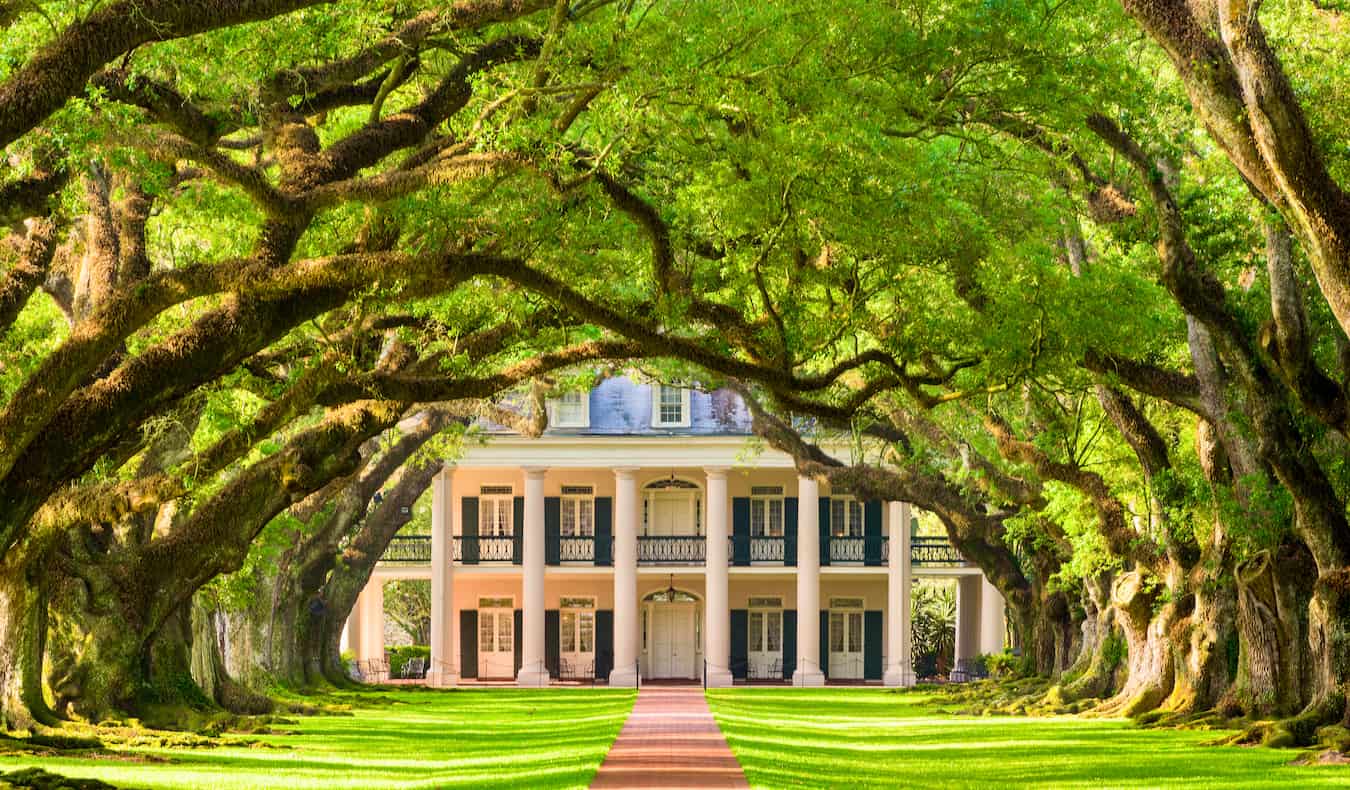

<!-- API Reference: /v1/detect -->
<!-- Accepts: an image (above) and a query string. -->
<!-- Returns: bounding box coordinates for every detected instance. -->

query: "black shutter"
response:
[864,610,883,680]
[513,609,523,676]
[783,609,797,680]
[595,610,614,680]
[545,497,561,565]
[819,609,830,680]
[546,609,560,678]
[461,497,479,564]
[819,497,831,567]
[865,500,883,566]
[730,609,749,680]
[460,609,478,678]
[784,497,798,566]
[512,497,524,564]
[732,497,751,566]
[594,497,613,566]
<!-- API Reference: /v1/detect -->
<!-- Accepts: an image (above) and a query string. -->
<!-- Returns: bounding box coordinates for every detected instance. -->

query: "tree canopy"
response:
[0,0,1347,751]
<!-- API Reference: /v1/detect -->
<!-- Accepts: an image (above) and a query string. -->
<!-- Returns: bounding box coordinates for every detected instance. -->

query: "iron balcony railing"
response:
[382,535,431,562]
[559,535,595,562]
[637,535,705,564]
[749,536,785,562]
[910,535,968,566]
[829,536,865,563]
[379,532,968,567]
[462,535,515,562]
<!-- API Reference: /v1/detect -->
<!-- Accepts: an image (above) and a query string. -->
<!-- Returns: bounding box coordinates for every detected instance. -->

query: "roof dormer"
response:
[651,383,691,428]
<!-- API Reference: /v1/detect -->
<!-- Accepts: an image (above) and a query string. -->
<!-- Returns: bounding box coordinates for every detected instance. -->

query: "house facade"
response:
[348,376,1006,686]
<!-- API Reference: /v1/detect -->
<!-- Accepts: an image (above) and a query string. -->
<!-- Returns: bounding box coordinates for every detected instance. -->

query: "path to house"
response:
[590,686,749,789]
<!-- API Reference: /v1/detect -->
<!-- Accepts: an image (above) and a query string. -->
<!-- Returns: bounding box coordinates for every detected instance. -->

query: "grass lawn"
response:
[0,687,634,789]
[706,688,1350,789]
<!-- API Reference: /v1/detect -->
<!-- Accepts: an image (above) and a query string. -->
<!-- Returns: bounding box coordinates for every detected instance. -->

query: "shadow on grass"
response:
[706,688,1350,790]
[0,688,636,790]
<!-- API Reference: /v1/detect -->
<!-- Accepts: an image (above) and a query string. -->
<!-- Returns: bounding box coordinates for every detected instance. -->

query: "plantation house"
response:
[350,377,1005,686]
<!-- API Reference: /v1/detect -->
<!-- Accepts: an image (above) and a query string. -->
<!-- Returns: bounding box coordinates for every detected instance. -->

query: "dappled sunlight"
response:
[0,689,635,790]
[706,689,1350,789]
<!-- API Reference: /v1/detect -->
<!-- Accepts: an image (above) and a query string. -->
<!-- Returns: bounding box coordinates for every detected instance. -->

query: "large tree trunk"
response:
[1230,543,1314,717]
[1061,572,1119,702]
[1163,583,1233,714]
[0,558,57,730]
[1103,570,1176,716]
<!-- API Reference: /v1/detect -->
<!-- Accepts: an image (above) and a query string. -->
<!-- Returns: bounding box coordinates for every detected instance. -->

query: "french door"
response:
[828,609,864,679]
[478,601,514,678]
[748,609,783,678]
[560,603,596,676]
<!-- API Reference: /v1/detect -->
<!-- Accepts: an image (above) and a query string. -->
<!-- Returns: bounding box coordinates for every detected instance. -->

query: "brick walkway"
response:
[590,686,749,789]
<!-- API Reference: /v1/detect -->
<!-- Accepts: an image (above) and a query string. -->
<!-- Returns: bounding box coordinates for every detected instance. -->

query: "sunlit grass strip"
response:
[706,688,1350,789]
[0,688,635,790]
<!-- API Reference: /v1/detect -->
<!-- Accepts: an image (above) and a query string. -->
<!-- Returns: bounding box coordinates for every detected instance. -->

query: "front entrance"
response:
[828,598,864,680]
[642,588,700,680]
[748,602,784,679]
[478,597,515,679]
[560,597,596,677]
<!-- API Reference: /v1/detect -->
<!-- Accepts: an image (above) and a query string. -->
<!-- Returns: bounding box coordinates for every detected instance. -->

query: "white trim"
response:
[457,436,813,468]
[650,384,692,428]
[547,389,590,428]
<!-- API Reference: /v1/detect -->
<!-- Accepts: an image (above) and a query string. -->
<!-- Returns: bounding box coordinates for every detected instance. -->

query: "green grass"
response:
[1,688,635,789]
[706,688,1350,789]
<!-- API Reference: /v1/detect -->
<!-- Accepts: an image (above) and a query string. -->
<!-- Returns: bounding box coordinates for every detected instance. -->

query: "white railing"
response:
[750,537,785,562]
[638,535,705,564]
[829,537,865,563]
[560,536,595,562]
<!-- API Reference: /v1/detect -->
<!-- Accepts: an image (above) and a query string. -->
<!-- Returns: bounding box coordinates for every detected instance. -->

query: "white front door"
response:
[648,603,696,678]
[560,608,595,675]
[749,609,783,678]
[650,493,690,536]
[828,609,864,679]
[479,607,514,679]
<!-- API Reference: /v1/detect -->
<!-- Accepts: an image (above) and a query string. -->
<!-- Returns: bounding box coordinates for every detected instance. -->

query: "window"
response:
[549,390,589,428]
[652,384,690,427]
[830,496,864,537]
[561,611,576,652]
[561,492,594,537]
[479,489,513,536]
[750,611,764,652]
[750,487,784,538]
[497,612,513,652]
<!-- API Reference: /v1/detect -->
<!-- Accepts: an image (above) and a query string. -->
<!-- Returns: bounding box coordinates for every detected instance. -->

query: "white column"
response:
[884,501,914,687]
[610,467,640,687]
[794,475,825,686]
[430,466,457,686]
[980,575,1006,655]
[953,575,981,676]
[518,467,550,687]
[357,579,384,663]
[344,602,361,658]
[704,467,733,687]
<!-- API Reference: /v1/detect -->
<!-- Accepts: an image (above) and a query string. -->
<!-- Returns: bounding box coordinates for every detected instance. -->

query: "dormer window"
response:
[652,384,691,428]
[549,390,589,428]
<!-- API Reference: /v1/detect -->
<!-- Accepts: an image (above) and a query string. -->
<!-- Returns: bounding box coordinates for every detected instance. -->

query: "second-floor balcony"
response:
[637,535,705,564]
[379,533,969,568]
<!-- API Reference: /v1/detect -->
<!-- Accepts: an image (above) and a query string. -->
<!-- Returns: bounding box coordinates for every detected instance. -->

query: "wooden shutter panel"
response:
[545,497,561,565]
[784,497,798,566]
[864,500,884,566]
[512,497,524,564]
[513,608,523,675]
[459,609,478,678]
[461,497,479,564]
[732,497,751,566]
[864,610,883,680]
[545,609,560,678]
[595,610,614,679]
[730,609,749,680]
[819,497,831,567]
[782,609,797,680]
[594,497,613,566]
